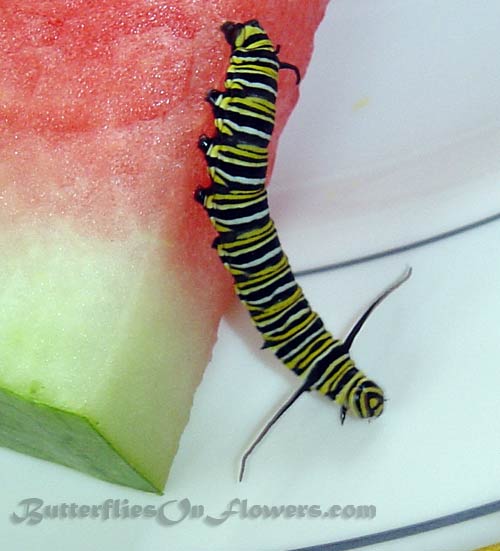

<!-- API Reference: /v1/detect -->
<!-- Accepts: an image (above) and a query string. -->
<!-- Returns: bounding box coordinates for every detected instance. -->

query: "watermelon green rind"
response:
[0,385,159,493]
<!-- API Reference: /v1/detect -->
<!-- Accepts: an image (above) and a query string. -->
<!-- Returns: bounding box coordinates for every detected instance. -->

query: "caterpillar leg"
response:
[213,230,240,245]
[211,232,238,249]
[340,405,347,425]
[275,43,302,83]
[278,61,301,84]
[205,89,223,107]
[194,186,209,205]
[198,134,212,154]
[194,183,226,206]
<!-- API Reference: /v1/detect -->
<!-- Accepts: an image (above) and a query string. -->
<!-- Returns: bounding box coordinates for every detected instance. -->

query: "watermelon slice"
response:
[0,0,329,493]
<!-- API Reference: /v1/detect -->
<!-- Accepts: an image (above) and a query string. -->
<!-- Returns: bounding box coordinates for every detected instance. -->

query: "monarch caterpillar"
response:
[195,19,411,481]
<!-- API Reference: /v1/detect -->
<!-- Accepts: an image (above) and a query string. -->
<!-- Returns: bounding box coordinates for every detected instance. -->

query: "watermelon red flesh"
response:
[0,0,329,492]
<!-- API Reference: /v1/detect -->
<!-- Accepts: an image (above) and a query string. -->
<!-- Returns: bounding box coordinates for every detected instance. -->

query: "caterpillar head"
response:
[341,379,385,424]
[221,20,271,51]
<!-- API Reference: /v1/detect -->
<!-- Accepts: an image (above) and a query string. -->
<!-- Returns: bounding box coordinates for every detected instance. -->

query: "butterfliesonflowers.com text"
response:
[11,497,376,526]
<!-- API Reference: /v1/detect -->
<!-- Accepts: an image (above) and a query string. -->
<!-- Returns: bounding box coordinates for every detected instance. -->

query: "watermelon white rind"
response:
[0,223,217,492]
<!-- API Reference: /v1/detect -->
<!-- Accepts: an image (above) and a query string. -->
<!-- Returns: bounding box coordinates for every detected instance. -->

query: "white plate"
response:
[3,2,500,551]
[272,0,500,273]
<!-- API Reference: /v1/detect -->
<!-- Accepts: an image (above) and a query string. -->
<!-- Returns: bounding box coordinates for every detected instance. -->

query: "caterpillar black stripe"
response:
[195,19,411,481]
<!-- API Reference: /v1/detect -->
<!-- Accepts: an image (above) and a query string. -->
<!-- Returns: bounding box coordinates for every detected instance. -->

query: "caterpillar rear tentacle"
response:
[195,19,411,482]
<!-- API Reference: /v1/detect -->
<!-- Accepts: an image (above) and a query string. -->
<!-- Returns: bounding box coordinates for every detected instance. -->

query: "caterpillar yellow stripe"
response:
[195,19,411,481]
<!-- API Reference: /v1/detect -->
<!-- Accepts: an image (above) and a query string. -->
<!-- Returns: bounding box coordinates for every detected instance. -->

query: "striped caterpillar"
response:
[195,19,410,480]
